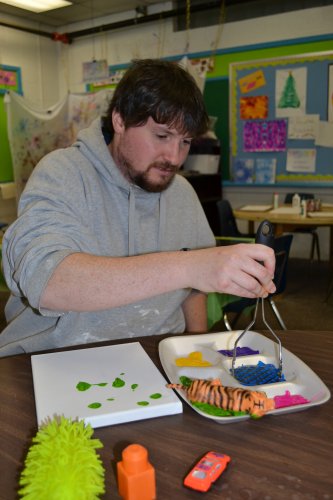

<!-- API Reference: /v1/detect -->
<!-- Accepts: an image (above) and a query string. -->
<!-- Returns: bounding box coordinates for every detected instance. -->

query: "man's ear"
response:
[112,110,125,133]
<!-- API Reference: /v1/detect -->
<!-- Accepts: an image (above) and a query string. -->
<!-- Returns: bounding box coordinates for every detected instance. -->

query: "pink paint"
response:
[274,390,309,409]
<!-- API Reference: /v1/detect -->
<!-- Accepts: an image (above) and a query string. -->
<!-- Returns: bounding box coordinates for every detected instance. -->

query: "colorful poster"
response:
[83,59,109,82]
[0,65,22,94]
[276,67,307,117]
[243,119,287,152]
[238,70,266,94]
[240,96,268,120]
[0,70,16,87]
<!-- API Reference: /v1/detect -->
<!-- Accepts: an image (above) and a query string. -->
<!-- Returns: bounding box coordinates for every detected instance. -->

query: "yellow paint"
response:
[175,351,212,367]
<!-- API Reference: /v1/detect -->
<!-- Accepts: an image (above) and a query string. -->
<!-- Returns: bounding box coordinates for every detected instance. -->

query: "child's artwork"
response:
[243,119,287,152]
[255,158,277,184]
[276,67,307,117]
[31,342,182,428]
[240,96,268,120]
[238,70,266,94]
[231,158,254,183]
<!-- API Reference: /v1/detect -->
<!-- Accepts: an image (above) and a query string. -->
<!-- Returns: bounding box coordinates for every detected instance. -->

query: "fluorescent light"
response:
[1,0,72,13]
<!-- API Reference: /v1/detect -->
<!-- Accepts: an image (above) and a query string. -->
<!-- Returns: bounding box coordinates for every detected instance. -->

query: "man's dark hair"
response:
[103,58,209,139]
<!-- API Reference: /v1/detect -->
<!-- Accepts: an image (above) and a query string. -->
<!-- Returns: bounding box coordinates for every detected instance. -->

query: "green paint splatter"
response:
[150,393,162,399]
[131,384,138,391]
[88,402,102,409]
[76,381,108,391]
[137,401,149,406]
[112,377,125,388]
[120,372,125,375]
[192,401,247,417]
[179,376,193,388]
[107,398,115,401]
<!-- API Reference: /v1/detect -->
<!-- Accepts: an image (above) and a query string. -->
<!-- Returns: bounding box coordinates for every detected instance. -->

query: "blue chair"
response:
[216,199,256,238]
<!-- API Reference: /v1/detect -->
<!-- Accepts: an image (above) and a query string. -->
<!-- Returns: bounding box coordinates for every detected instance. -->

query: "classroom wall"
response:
[0,14,59,107]
[56,4,333,95]
[1,3,333,257]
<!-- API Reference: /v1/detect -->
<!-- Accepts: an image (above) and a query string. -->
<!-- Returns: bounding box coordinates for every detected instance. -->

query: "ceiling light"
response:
[0,0,72,13]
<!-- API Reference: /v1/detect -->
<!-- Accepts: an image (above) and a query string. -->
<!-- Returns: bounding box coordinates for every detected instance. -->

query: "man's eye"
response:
[156,134,167,139]
[183,139,192,146]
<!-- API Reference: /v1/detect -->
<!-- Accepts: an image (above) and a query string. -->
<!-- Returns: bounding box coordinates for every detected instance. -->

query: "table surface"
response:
[233,206,333,227]
[1,330,332,500]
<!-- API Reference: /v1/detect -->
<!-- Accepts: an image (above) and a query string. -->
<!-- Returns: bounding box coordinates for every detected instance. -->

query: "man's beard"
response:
[119,157,179,193]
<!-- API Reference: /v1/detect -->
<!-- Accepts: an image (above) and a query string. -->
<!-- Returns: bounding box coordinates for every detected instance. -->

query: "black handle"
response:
[255,220,274,248]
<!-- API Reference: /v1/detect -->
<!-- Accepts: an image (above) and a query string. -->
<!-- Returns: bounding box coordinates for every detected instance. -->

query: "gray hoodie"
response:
[0,118,215,356]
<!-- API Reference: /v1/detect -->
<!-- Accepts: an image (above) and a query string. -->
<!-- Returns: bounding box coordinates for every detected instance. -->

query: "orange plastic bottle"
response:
[117,444,156,500]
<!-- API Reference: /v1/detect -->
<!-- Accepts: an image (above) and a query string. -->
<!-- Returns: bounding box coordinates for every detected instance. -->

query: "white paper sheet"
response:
[286,149,316,173]
[315,121,333,148]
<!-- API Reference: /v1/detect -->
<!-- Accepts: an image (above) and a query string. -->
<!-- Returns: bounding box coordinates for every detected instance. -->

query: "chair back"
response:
[284,193,314,203]
[222,234,293,313]
[272,234,293,296]
[216,200,241,237]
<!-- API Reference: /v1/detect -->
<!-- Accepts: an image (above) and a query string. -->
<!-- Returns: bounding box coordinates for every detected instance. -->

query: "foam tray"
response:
[158,331,331,424]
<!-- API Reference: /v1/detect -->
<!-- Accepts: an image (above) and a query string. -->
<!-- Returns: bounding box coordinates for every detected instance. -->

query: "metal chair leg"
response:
[310,232,320,261]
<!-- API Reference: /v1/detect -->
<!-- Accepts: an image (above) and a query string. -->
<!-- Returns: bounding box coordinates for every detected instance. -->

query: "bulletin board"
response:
[229,51,333,184]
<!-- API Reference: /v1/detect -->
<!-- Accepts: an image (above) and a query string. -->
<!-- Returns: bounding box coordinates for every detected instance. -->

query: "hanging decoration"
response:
[5,89,113,197]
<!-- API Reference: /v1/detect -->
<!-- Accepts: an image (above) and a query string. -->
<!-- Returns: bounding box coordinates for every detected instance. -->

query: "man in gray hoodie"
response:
[0,59,275,356]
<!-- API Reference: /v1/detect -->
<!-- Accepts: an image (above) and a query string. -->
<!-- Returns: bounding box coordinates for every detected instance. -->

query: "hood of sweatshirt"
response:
[74,117,166,256]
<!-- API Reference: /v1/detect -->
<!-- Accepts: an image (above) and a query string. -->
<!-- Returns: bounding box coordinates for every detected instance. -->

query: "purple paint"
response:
[219,347,260,357]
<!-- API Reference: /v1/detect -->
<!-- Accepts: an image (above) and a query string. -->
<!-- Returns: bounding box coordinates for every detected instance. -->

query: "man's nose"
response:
[163,140,183,165]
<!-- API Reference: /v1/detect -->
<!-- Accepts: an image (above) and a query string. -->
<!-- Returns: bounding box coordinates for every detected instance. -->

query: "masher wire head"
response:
[231,297,283,378]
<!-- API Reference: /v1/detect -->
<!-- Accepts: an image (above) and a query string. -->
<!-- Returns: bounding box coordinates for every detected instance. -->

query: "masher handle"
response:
[255,220,274,248]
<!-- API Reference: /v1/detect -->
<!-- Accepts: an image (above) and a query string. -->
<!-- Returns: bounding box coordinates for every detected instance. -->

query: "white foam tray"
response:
[159,331,331,424]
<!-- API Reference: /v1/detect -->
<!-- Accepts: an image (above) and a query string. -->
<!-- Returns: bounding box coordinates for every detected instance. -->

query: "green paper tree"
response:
[278,71,301,108]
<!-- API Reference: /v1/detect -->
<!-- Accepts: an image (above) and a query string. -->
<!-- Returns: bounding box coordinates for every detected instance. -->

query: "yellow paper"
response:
[239,70,266,94]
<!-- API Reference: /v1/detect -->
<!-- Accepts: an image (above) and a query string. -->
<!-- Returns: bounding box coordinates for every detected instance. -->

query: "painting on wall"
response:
[240,96,268,120]
[0,65,22,94]
[243,119,287,152]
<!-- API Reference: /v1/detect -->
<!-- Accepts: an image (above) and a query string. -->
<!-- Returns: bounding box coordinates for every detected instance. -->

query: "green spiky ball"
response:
[19,416,105,499]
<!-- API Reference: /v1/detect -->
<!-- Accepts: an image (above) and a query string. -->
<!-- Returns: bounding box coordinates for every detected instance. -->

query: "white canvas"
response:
[32,342,182,428]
